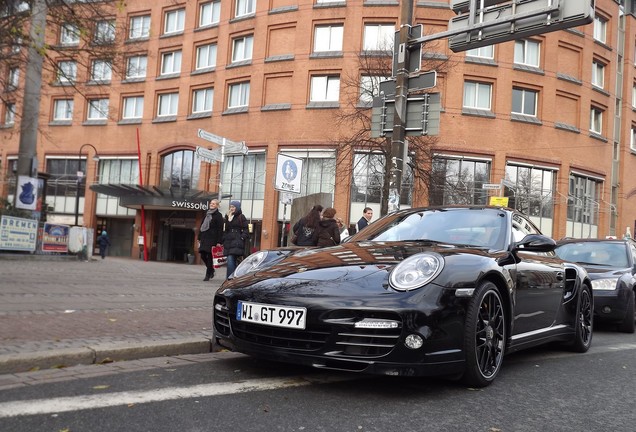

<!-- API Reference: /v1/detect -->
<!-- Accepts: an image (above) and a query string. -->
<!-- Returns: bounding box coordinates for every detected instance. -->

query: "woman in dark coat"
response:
[223,200,249,278]
[316,207,341,247]
[198,199,224,281]
[292,205,323,246]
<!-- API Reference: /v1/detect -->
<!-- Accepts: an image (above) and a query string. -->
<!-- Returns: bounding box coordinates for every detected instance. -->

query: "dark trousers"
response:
[200,251,214,276]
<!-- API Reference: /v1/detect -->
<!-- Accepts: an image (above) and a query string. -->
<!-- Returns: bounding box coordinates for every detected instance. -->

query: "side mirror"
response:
[513,234,556,253]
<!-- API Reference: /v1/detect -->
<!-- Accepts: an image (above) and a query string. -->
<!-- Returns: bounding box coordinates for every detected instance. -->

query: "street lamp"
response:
[74,143,100,226]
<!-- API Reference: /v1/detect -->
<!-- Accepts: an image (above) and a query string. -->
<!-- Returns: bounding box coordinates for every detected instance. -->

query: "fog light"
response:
[404,334,424,349]
[602,306,611,314]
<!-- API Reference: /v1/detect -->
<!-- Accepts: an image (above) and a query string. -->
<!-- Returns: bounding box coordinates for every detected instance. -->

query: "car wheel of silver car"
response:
[618,289,635,334]
[569,284,593,352]
[462,281,506,388]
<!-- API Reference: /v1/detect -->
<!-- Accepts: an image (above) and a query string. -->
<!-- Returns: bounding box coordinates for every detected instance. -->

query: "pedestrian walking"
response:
[223,200,249,278]
[316,208,341,247]
[291,205,323,246]
[97,230,110,259]
[198,199,224,281]
[356,207,374,232]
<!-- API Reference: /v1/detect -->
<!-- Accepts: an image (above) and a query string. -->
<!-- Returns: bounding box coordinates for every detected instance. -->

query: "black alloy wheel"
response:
[569,284,593,352]
[462,281,506,387]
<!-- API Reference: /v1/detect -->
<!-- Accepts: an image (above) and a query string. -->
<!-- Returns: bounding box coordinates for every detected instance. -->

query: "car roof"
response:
[556,238,631,245]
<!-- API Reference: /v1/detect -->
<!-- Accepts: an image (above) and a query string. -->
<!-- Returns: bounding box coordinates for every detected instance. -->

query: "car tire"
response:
[461,281,506,388]
[618,290,635,334]
[568,284,593,352]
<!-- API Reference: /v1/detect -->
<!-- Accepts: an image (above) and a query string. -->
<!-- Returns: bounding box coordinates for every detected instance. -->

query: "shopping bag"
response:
[212,246,227,268]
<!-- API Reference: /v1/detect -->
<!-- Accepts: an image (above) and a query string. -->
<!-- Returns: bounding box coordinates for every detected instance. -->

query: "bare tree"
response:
[334,45,456,216]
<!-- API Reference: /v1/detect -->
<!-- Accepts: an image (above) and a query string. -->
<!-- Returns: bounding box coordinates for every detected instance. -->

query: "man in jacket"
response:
[198,199,224,281]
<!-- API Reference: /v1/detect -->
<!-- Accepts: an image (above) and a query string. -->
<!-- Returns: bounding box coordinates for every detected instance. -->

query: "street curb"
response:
[0,337,213,374]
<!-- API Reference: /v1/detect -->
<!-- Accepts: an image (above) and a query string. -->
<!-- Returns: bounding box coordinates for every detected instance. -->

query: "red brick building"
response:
[2,0,636,261]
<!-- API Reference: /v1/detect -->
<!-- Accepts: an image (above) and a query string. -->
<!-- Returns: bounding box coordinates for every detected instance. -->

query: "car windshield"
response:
[555,242,629,267]
[348,208,507,250]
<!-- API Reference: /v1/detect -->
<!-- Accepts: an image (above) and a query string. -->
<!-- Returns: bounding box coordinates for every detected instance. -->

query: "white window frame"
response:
[122,96,144,119]
[53,99,74,121]
[129,15,151,39]
[314,25,343,52]
[593,16,607,44]
[94,20,115,44]
[7,67,19,89]
[4,103,15,125]
[160,50,182,75]
[363,24,394,51]
[192,88,214,113]
[511,88,538,116]
[232,35,253,62]
[157,92,179,117]
[310,75,340,102]
[228,82,250,108]
[514,39,540,67]
[590,107,603,134]
[235,0,255,18]
[87,98,109,120]
[199,1,221,27]
[60,23,80,45]
[164,9,185,35]
[466,45,494,59]
[126,55,147,79]
[592,61,605,89]
[91,60,112,82]
[196,43,217,70]
[57,61,77,84]
[632,84,636,108]
[463,81,492,110]
[631,126,636,151]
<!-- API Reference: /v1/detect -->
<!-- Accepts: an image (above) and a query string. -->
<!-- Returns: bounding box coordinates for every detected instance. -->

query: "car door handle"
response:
[556,272,564,281]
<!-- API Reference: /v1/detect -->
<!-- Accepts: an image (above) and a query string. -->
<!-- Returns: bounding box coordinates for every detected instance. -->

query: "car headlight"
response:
[591,278,619,291]
[389,253,444,291]
[232,251,268,278]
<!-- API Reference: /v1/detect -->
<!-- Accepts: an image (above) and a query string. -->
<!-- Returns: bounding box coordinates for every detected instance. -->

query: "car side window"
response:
[511,213,539,243]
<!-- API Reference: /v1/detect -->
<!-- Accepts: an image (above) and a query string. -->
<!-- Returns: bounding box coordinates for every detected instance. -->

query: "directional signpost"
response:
[196,129,248,200]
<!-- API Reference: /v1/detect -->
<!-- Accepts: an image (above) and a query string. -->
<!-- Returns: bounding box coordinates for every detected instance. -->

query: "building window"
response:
[314,25,343,53]
[511,88,537,116]
[126,55,147,79]
[46,158,86,214]
[593,16,607,44]
[310,75,340,102]
[122,96,144,119]
[96,159,139,218]
[7,67,19,90]
[632,84,636,108]
[592,61,605,89]
[160,150,201,190]
[160,50,182,75]
[463,81,491,110]
[235,0,255,18]
[164,9,185,35]
[195,43,217,70]
[90,60,112,82]
[129,15,151,39]
[192,88,213,113]
[429,156,491,206]
[466,45,494,59]
[157,92,179,117]
[60,23,80,45]
[199,1,221,27]
[57,61,77,84]
[504,164,555,234]
[221,153,267,201]
[87,98,109,120]
[631,126,636,152]
[4,103,15,125]
[94,20,115,44]
[228,82,250,108]
[53,99,74,121]
[590,107,603,134]
[514,39,540,67]
[232,35,253,63]
[351,152,412,206]
[567,174,601,236]
[362,24,394,51]
[359,75,387,104]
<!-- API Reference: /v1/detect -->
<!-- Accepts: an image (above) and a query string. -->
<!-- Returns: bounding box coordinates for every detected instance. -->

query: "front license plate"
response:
[236,301,306,330]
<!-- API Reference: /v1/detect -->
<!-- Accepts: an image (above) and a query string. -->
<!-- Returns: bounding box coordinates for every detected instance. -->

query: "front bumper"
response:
[593,289,630,322]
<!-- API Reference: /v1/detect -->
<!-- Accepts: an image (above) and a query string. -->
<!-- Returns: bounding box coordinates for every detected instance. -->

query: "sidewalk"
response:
[0,254,226,374]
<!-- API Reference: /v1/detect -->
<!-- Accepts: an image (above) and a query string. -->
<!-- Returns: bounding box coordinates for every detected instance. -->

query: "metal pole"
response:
[389,0,414,214]
[74,144,99,226]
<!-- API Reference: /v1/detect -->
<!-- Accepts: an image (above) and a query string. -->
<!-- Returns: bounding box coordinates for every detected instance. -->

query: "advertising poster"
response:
[42,223,70,252]
[0,216,38,252]
[15,175,38,210]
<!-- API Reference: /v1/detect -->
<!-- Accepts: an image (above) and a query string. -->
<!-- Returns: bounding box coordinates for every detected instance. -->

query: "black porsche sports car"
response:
[213,206,593,387]
[555,238,636,333]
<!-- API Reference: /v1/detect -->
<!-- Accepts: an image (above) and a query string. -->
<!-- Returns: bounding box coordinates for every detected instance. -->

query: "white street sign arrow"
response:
[195,146,223,162]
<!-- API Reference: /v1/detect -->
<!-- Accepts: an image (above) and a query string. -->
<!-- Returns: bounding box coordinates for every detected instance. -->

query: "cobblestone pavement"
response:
[0,255,226,374]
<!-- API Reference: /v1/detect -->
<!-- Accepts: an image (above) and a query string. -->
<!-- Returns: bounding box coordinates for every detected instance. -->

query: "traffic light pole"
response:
[388,0,413,213]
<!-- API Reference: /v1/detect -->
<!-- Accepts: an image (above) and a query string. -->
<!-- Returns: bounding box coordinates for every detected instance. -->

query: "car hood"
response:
[579,266,630,279]
[224,241,495,287]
